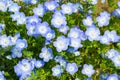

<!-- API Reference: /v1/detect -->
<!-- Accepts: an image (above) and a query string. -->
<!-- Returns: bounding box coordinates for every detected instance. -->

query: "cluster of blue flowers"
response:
[0,0,120,80]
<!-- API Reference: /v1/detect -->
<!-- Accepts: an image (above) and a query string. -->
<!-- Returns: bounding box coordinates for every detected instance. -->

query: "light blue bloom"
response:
[99,35,111,45]
[36,22,51,37]
[51,11,67,28]
[0,1,7,12]
[44,1,59,11]
[112,8,120,18]
[10,12,24,21]
[107,74,119,80]
[30,0,38,4]
[85,27,100,41]
[96,11,110,27]
[33,4,45,17]
[53,36,70,52]
[45,30,55,40]
[106,49,119,59]
[58,25,69,34]
[82,16,94,27]
[9,33,20,45]
[52,65,63,77]
[91,0,98,5]
[73,3,83,13]
[16,13,26,25]
[66,63,78,75]
[11,46,22,58]
[14,59,33,80]
[61,3,74,15]
[39,47,53,62]
[118,2,120,7]
[68,27,82,39]
[15,39,28,50]
[35,60,45,68]
[111,54,120,67]
[70,38,83,50]
[8,3,21,12]
[0,71,6,80]
[81,64,95,77]
[0,35,11,48]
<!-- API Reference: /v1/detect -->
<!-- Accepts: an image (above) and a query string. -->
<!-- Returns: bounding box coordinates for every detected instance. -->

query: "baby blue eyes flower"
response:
[44,1,59,11]
[45,30,55,40]
[58,25,69,34]
[85,27,100,41]
[99,35,111,45]
[91,0,98,5]
[0,71,6,80]
[107,74,119,80]
[14,59,33,80]
[52,65,63,77]
[8,3,21,12]
[53,36,70,52]
[112,8,120,18]
[106,49,119,59]
[118,2,120,7]
[82,16,94,27]
[66,63,78,75]
[39,47,53,62]
[61,3,74,15]
[33,4,45,17]
[111,54,120,67]
[0,1,7,12]
[11,47,22,58]
[81,64,95,77]
[34,60,45,68]
[36,22,51,37]
[15,39,28,50]
[96,11,110,27]
[51,11,67,28]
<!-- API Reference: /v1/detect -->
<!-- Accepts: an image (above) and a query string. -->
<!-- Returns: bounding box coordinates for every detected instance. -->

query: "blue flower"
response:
[11,46,22,58]
[15,39,28,50]
[52,65,63,77]
[44,1,59,11]
[73,3,83,13]
[14,59,33,80]
[8,3,21,12]
[51,11,67,28]
[0,71,6,80]
[0,35,11,48]
[70,38,83,50]
[82,16,94,27]
[33,4,45,17]
[10,12,24,21]
[96,11,110,27]
[66,63,78,75]
[36,22,51,37]
[35,60,45,68]
[99,35,111,45]
[16,14,26,25]
[53,36,70,52]
[9,33,20,45]
[91,0,98,5]
[68,27,83,39]
[0,23,5,33]
[58,25,69,34]
[112,8,120,18]
[0,1,7,12]
[45,30,55,40]
[106,49,119,59]
[39,47,53,62]
[85,26,100,41]
[81,64,95,77]
[111,54,120,67]
[61,3,74,15]
[107,74,119,80]
[118,2,120,7]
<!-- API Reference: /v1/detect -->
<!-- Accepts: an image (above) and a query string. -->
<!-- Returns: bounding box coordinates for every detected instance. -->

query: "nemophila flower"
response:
[91,0,98,5]
[11,46,22,58]
[68,27,82,39]
[70,38,83,50]
[26,16,41,25]
[112,8,120,18]
[5,0,14,7]
[14,59,33,80]
[16,13,26,25]
[66,63,78,75]
[100,72,108,80]
[8,3,21,12]
[82,16,94,27]
[15,39,28,50]
[44,1,59,11]
[0,1,7,12]
[29,58,36,69]
[81,64,95,77]
[30,0,38,4]
[73,3,83,13]
[86,78,92,80]
[79,32,87,41]
[51,11,67,28]
[9,33,20,45]
[118,2,120,7]
[58,25,69,34]
[67,48,76,53]
[39,47,53,62]
[36,22,51,37]
[61,3,74,15]
[85,26,100,41]
[45,40,52,45]
[96,11,110,27]
[45,30,55,40]
[111,54,120,67]
[52,65,63,77]
[104,30,120,42]
[99,35,111,45]
[0,35,11,48]
[0,23,5,33]
[53,36,70,52]
[33,4,45,17]
[0,71,6,80]
[10,12,24,21]
[107,74,119,80]
[106,49,119,59]
[34,60,45,68]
